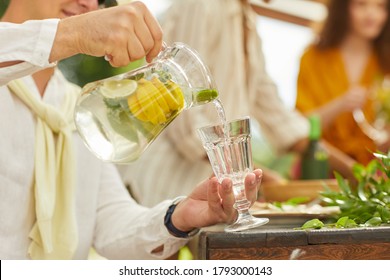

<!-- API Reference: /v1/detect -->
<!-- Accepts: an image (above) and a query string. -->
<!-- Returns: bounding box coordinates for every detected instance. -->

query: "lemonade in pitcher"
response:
[74,43,218,163]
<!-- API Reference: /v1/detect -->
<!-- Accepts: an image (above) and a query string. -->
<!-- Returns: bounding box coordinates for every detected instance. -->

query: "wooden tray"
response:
[259,179,339,202]
[250,201,340,226]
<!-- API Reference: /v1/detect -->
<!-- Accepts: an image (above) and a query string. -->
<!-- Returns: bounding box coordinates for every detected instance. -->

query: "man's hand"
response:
[171,169,263,232]
[51,1,163,66]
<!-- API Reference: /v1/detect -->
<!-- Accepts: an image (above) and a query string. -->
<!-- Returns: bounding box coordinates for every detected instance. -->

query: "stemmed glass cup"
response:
[197,116,269,232]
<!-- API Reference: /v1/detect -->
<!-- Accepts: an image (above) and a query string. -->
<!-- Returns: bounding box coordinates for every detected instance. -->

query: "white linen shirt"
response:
[0,21,188,259]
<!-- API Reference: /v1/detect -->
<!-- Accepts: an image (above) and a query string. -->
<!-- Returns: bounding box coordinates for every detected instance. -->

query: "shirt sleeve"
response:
[248,25,309,153]
[252,71,309,153]
[0,19,59,86]
[93,163,188,260]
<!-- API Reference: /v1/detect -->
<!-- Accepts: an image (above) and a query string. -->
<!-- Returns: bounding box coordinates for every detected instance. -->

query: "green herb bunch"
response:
[300,152,390,230]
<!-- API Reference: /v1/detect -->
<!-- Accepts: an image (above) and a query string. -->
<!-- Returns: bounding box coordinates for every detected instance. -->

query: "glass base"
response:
[224,213,269,232]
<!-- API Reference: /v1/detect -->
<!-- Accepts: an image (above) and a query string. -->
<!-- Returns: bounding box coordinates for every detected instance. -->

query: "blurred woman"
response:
[296,0,390,164]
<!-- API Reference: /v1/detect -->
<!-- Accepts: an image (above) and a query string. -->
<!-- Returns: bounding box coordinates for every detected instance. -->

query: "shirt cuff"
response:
[0,19,59,68]
[33,18,60,67]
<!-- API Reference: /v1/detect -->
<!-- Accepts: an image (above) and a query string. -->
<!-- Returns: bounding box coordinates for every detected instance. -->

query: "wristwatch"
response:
[164,197,200,238]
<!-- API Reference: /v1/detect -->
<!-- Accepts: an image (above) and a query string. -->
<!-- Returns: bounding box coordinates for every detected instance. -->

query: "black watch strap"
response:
[164,202,200,238]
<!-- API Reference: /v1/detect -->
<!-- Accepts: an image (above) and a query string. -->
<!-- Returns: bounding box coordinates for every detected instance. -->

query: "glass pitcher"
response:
[74,42,219,163]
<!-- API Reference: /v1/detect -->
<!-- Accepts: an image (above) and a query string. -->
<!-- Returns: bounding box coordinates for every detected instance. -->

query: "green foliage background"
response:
[0,0,8,15]
[0,0,143,87]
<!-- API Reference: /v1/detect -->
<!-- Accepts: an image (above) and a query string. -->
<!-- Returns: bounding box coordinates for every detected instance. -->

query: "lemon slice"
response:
[148,102,166,125]
[100,79,138,99]
[151,77,179,111]
[136,79,167,125]
[127,94,149,122]
[166,80,185,109]
[151,77,172,114]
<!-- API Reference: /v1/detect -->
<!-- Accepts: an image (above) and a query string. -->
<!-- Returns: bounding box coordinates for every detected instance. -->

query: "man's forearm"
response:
[49,18,80,63]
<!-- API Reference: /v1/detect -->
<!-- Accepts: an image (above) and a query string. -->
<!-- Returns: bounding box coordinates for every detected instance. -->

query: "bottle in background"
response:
[300,115,329,179]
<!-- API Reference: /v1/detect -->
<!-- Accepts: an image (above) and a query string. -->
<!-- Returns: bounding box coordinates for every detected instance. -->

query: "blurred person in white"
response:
[116,0,347,207]
[0,0,262,260]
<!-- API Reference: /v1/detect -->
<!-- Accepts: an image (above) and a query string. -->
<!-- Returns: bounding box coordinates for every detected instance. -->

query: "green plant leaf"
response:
[271,196,310,209]
[363,217,382,227]
[359,212,375,224]
[301,219,324,230]
[378,206,390,223]
[370,197,386,206]
[335,216,349,228]
[345,219,358,228]
[352,163,366,181]
[285,197,310,205]
[301,152,390,230]
[374,152,390,178]
[366,160,378,176]
[357,181,368,202]
[336,216,357,228]
[334,172,351,195]
[272,201,282,209]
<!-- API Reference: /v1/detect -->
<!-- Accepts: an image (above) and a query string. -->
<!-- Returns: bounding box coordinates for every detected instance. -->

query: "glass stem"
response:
[232,181,252,215]
[234,198,251,214]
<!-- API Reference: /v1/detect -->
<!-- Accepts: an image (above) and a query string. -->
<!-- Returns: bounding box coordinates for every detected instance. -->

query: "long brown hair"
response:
[316,0,390,73]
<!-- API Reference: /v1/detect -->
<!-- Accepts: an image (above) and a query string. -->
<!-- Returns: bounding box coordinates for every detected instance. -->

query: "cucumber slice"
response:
[195,89,218,103]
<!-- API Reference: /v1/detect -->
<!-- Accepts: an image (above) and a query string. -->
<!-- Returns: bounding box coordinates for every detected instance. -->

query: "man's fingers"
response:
[133,18,155,57]
[207,177,222,208]
[142,4,163,62]
[253,169,263,185]
[109,47,131,67]
[245,169,262,204]
[220,179,236,221]
[81,2,163,66]
[127,35,148,61]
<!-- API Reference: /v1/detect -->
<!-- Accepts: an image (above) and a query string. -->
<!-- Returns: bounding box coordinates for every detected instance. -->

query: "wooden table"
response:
[198,224,390,260]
